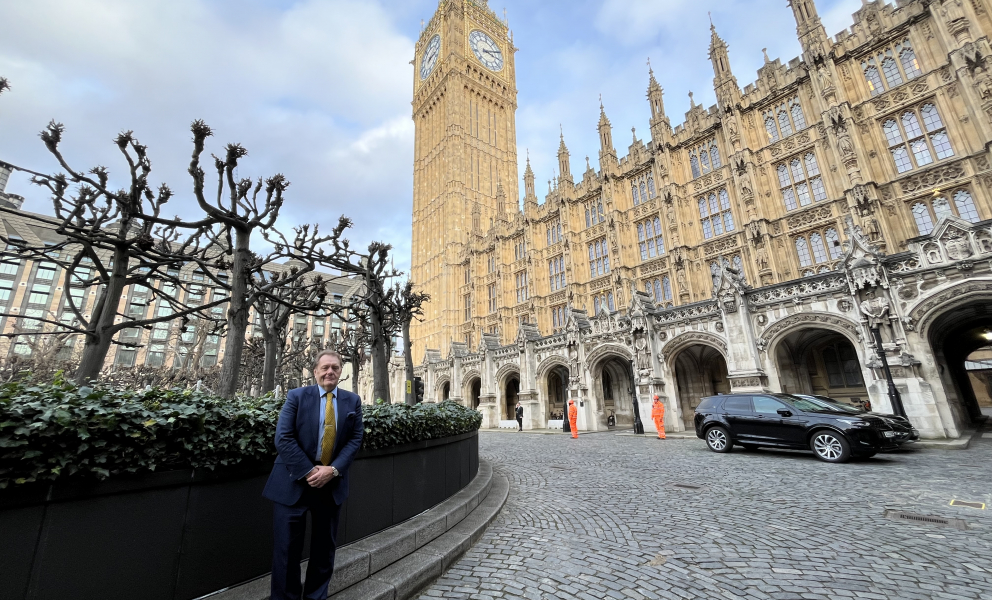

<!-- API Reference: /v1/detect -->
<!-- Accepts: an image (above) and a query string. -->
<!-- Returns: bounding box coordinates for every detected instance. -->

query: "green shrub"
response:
[362,399,483,450]
[0,379,481,488]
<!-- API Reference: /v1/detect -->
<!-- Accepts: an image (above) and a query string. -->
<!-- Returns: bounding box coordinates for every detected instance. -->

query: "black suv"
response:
[792,394,919,446]
[694,393,901,463]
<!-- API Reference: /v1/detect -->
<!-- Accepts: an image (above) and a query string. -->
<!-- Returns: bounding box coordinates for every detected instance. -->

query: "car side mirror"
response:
[777,409,792,417]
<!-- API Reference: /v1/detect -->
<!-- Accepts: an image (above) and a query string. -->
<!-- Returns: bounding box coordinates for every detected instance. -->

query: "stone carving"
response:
[899,162,966,194]
[676,268,688,294]
[860,292,891,326]
[911,281,992,334]
[746,274,846,307]
[838,299,853,312]
[786,205,833,230]
[755,244,769,271]
[703,236,739,256]
[730,377,763,389]
[661,330,728,363]
[942,228,973,260]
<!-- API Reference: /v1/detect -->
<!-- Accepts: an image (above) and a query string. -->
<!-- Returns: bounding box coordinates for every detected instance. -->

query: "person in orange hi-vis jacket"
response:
[568,398,578,439]
[651,395,666,439]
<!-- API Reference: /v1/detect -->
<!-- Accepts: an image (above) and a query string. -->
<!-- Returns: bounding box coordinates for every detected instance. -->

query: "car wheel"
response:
[740,444,759,451]
[810,430,851,463]
[705,426,732,453]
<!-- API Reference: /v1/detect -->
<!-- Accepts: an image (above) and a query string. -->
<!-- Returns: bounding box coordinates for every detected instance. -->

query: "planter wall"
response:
[0,430,479,600]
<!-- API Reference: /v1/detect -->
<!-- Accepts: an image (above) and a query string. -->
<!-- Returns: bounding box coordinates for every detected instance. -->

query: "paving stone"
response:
[416,431,992,600]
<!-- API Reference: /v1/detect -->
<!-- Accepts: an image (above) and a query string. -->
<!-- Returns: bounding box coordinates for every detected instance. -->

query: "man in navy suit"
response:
[263,349,364,600]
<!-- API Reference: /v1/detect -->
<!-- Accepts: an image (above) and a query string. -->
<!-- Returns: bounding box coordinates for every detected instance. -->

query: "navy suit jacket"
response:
[262,385,364,507]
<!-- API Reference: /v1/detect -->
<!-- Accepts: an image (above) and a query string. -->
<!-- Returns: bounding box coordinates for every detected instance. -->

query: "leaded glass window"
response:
[954,190,980,223]
[763,96,806,141]
[796,237,812,267]
[699,189,735,239]
[588,238,610,277]
[689,139,720,179]
[795,228,841,268]
[637,217,665,260]
[862,39,922,95]
[631,182,640,206]
[912,202,935,235]
[884,104,952,173]
[778,152,826,210]
[825,228,843,260]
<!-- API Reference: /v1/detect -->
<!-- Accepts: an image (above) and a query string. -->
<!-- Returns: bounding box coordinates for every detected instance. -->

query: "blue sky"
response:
[0,0,866,275]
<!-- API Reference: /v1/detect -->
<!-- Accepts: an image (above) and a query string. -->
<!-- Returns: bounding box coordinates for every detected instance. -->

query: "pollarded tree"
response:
[252,267,328,393]
[387,281,430,404]
[0,122,228,383]
[0,78,10,97]
[186,121,353,398]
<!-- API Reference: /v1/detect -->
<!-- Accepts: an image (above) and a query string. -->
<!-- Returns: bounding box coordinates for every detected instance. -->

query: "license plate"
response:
[883,431,897,438]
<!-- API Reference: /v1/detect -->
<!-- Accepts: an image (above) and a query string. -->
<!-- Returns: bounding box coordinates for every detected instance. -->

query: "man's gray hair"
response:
[312,349,344,372]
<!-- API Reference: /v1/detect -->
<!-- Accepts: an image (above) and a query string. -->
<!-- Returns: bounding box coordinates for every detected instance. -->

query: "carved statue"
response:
[860,292,891,327]
[676,268,688,294]
[756,244,769,270]
[837,129,856,158]
[666,203,677,227]
[739,172,753,198]
[864,217,881,243]
[941,0,967,24]
[816,64,832,90]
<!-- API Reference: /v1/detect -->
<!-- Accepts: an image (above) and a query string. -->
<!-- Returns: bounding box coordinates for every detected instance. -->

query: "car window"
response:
[696,397,720,411]
[752,396,787,414]
[772,394,834,413]
[722,397,752,412]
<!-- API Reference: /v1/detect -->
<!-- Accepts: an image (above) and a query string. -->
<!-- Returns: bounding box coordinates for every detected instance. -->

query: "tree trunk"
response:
[217,227,252,398]
[403,318,415,405]
[351,354,360,394]
[74,245,130,383]
[368,305,390,403]
[261,333,279,394]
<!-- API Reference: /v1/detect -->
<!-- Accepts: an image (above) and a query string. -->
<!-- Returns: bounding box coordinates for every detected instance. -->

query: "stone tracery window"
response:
[548,255,566,292]
[546,218,562,245]
[763,97,806,142]
[795,227,843,269]
[588,238,610,277]
[862,39,922,96]
[689,138,720,179]
[551,304,568,332]
[515,271,529,304]
[911,189,981,235]
[593,292,615,315]
[488,283,498,313]
[883,103,952,174]
[645,276,673,304]
[629,172,656,207]
[585,197,605,227]
[777,152,826,210]
[698,188,735,239]
[637,216,665,260]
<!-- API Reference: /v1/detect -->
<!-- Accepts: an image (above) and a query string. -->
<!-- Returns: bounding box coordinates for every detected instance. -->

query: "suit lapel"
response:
[332,390,349,455]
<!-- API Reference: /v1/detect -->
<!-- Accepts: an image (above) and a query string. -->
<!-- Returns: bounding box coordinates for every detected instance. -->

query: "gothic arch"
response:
[661,330,728,367]
[434,374,451,395]
[461,369,482,398]
[536,353,569,379]
[760,312,863,357]
[585,343,634,373]
[495,362,521,387]
[908,279,992,345]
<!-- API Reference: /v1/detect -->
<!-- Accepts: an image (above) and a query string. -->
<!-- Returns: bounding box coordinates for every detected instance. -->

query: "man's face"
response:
[315,355,342,390]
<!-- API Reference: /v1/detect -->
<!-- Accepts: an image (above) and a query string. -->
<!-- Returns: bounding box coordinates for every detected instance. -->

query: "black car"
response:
[694,393,902,463]
[792,394,919,446]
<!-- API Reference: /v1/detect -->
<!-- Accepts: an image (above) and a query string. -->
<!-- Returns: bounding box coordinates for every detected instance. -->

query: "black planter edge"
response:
[200,457,499,600]
[356,429,479,458]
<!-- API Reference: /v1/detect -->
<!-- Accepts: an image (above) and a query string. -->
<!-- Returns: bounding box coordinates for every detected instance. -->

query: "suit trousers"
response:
[270,486,341,600]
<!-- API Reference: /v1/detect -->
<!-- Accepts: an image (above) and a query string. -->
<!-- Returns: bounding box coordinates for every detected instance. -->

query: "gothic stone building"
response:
[407,0,992,439]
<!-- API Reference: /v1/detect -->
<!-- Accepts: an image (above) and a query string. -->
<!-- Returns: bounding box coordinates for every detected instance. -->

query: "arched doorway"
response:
[504,375,520,420]
[965,346,992,416]
[774,328,869,407]
[595,357,635,428]
[440,381,450,402]
[673,345,730,429]
[545,366,569,421]
[466,377,481,409]
[927,302,992,423]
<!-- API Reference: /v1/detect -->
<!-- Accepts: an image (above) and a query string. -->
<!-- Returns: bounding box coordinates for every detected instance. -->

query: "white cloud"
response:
[0,0,418,273]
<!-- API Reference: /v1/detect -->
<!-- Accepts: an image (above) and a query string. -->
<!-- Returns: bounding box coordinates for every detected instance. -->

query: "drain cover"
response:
[950,499,986,509]
[884,510,968,530]
[672,483,703,490]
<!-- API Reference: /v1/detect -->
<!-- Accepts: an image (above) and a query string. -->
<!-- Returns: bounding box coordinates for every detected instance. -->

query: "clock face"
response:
[420,35,440,80]
[469,30,503,72]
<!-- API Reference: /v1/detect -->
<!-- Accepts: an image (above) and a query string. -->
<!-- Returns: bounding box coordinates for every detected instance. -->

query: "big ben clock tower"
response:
[410,0,519,361]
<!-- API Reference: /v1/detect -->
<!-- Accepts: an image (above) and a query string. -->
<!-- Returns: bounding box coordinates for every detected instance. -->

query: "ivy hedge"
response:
[0,378,481,489]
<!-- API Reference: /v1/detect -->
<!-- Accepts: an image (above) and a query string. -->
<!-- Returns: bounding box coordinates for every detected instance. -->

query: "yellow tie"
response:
[320,391,336,466]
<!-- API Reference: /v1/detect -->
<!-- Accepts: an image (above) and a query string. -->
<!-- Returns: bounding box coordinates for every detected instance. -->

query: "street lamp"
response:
[869,325,907,418]
[629,359,645,434]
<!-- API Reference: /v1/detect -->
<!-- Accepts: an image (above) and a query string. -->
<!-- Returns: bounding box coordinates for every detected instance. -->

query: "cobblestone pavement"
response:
[419,427,992,600]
